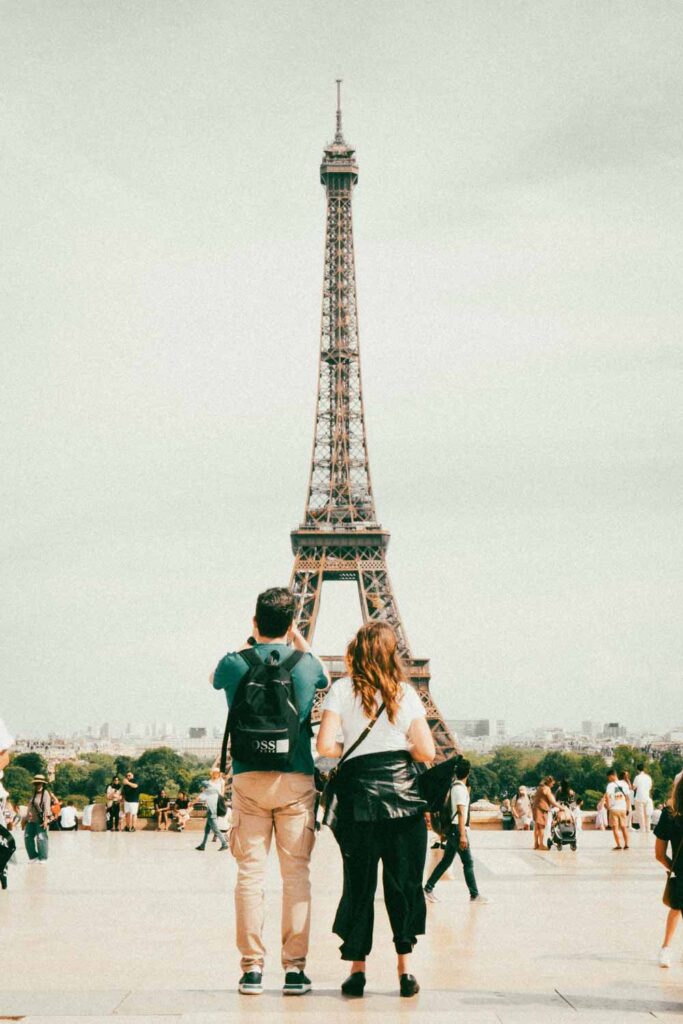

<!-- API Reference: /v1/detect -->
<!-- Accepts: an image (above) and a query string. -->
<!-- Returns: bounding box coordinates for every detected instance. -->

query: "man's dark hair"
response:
[636,763,644,772]
[455,758,471,780]
[255,587,297,638]
[608,768,617,778]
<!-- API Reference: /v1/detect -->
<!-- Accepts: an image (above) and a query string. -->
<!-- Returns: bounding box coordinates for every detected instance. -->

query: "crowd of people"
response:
[1,585,682,995]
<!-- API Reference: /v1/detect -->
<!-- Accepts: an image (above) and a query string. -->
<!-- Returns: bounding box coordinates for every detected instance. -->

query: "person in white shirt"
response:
[423,758,488,904]
[605,769,631,850]
[632,764,653,833]
[59,802,78,831]
[317,621,435,1000]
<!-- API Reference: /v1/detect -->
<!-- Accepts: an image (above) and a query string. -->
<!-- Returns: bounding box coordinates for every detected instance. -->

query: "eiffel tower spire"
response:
[290,87,456,761]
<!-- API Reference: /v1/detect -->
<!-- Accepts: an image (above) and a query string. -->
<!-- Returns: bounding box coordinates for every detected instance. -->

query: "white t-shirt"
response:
[60,806,78,828]
[633,772,652,802]
[321,677,426,762]
[449,780,470,824]
[606,780,629,810]
[81,804,94,826]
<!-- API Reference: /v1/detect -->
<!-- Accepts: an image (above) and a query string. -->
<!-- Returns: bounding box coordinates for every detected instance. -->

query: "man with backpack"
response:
[211,587,327,997]
[196,779,229,852]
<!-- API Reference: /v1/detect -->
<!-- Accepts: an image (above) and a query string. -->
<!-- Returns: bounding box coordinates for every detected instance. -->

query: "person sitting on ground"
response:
[424,758,489,906]
[59,801,78,832]
[605,768,631,850]
[155,790,170,831]
[173,791,191,831]
[654,774,683,968]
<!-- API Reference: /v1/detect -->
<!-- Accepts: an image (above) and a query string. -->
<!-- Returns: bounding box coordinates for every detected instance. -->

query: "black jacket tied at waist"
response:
[336,750,426,824]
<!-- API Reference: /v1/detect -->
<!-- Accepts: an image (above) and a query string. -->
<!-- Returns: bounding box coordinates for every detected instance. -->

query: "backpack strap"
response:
[219,649,262,773]
[281,649,304,673]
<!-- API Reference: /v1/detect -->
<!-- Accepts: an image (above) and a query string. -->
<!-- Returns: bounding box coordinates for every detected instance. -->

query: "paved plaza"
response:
[1,828,682,1023]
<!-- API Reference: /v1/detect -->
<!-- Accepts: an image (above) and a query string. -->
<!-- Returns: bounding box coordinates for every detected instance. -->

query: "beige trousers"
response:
[231,771,316,972]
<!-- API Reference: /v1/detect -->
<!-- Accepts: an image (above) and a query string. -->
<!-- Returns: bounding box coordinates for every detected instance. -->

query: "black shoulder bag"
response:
[319,702,385,832]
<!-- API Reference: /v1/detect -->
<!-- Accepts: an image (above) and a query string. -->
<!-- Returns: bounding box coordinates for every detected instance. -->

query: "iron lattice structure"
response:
[290,86,456,761]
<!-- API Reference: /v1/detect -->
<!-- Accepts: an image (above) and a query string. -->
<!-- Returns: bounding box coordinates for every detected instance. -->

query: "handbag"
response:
[663,835,683,909]
[319,702,385,832]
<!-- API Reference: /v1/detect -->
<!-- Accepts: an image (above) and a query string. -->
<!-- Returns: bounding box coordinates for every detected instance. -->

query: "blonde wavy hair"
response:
[345,621,406,724]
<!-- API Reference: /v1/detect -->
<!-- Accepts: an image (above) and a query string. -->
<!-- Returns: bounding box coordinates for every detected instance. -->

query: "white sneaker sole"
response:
[239,985,263,995]
[283,985,311,996]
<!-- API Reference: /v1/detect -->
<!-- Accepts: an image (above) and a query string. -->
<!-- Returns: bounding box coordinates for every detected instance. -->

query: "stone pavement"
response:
[1,828,682,1023]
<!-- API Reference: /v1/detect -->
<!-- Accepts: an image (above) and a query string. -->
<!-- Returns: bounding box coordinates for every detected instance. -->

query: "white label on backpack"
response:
[276,739,290,754]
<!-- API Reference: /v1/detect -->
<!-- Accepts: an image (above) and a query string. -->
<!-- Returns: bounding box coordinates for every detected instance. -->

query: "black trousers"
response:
[333,813,427,960]
[108,804,120,830]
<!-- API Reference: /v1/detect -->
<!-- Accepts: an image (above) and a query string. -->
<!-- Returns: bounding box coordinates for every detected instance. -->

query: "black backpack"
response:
[220,647,304,772]
[418,755,461,835]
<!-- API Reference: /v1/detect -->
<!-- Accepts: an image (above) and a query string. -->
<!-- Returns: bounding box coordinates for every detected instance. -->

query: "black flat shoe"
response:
[400,974,420,998]
[341,972,366,997]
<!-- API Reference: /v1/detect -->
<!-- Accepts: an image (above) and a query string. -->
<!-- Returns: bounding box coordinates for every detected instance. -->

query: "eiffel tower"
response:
[290,84,456,761]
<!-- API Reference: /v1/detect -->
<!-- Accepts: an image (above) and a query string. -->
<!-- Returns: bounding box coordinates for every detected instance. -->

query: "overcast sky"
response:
[2,1,682,739]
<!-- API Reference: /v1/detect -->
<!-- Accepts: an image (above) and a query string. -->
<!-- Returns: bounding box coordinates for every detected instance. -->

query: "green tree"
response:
[135,747,185,795]
[53,762,91,799]
[469,765,498,802]
[11,752,48,777]
[3,764,33,803]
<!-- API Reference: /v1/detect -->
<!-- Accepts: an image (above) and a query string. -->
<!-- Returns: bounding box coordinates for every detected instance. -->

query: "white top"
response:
[606,780,629,810]
[81,804,94,826]
[633,772,652,802]
[449,780,470,823]
[60,806,78,828]
[322,676,426,762]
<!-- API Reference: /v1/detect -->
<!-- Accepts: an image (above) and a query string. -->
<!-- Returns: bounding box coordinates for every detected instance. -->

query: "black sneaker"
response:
[400,973,420,998]
[283,970,311,995]
[238,971,263,995]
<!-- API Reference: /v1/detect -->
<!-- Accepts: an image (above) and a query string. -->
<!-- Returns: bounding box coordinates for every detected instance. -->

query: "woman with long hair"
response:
[654,775,683,967]
[317,621,435,998]
[24,775,53,862]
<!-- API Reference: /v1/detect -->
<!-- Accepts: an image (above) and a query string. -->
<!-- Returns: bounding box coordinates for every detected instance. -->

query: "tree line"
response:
[4,743,681,811]
[467,745,681,808]
[3,747,215,808]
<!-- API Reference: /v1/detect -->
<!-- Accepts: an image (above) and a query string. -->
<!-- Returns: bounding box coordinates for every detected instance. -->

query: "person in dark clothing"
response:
[655,774,683,967]
[317,622,435,999]
[424,759,489,903]
[107,777,122,832]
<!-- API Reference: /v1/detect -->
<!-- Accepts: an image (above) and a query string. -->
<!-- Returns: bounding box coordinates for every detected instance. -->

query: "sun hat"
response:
[32,774,48,784]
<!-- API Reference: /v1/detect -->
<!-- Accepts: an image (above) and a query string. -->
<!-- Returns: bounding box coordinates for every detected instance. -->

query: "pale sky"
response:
[2,1,682,739]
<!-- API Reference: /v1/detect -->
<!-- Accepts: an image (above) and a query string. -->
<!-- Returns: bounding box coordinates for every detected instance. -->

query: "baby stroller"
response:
[547,803,577,851]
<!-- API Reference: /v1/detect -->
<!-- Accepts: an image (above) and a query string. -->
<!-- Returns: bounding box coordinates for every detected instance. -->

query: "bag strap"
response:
[281,649,304,673]
[336,702,386,770]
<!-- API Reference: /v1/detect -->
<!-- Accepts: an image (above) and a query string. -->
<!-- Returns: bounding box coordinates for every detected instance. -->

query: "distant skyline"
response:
[3,1,682,739]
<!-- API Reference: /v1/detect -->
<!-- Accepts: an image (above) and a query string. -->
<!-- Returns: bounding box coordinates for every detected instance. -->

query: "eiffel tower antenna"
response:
[289,87,456,760]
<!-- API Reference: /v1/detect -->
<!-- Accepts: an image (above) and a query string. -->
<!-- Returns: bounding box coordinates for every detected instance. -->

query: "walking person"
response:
[106,776,122,832]
[211,587,328,996]
[605,768,631,850]
[619,770,635,830]
[24,775,53,862]
[317,621,436,999]
[531,777,557,850]
[195,780,228,852]
[424,758,489,905]
[0,717,16,890]
[122,772,139,832]
[207,767,225,843]
[512,786,532,830]
[654,775,683,967]
[633,763,653,834]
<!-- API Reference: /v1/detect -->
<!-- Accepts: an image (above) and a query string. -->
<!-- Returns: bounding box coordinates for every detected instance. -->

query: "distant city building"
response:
[581,720,601,738]
[189,727,207,739]
[604,722,627,740]
[449,719,506,751]
[99,722,110,739]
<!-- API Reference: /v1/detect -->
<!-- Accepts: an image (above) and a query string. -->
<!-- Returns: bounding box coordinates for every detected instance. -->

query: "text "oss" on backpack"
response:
[220,648,304,772]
